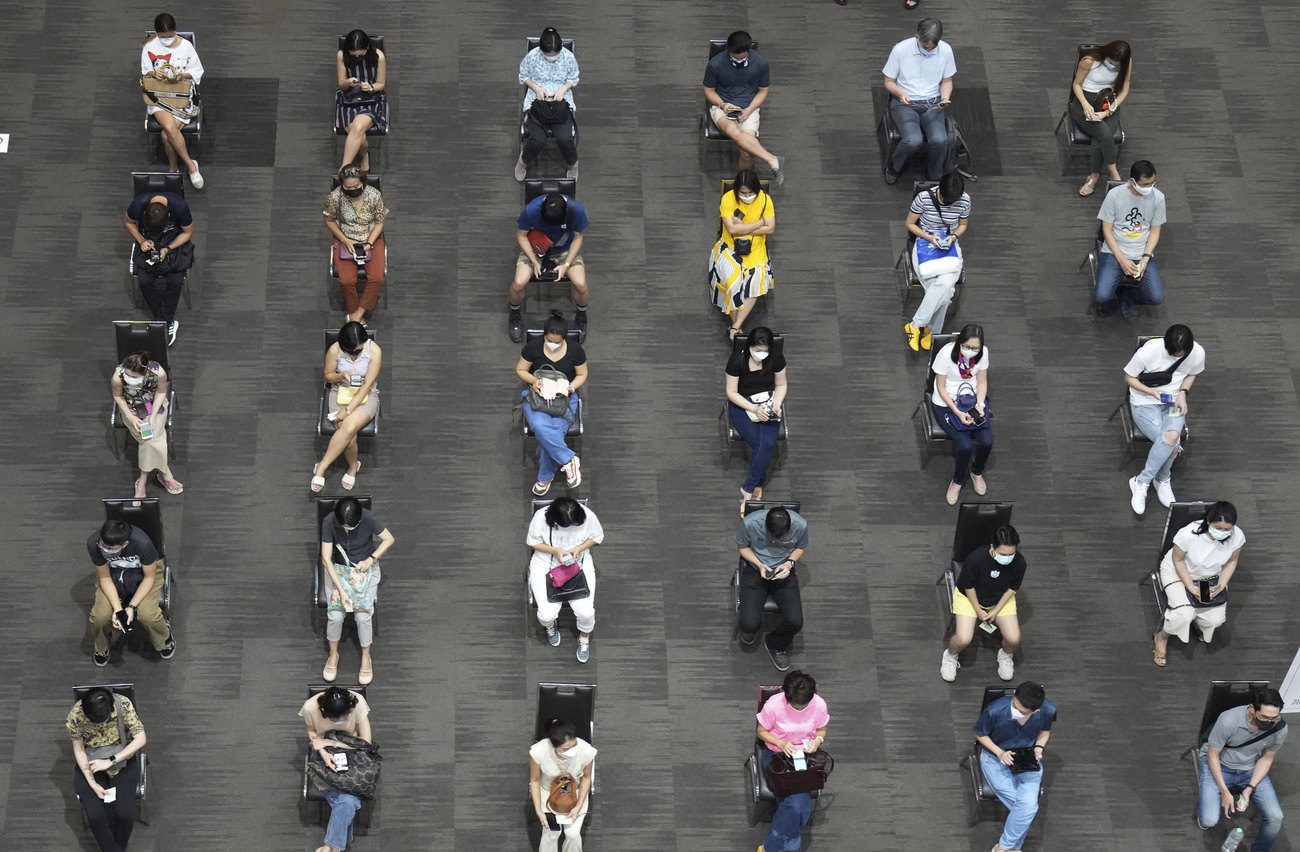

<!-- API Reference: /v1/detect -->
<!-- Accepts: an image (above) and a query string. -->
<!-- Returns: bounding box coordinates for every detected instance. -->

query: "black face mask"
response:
[1255,716,1280,731]
[342,187,365,198]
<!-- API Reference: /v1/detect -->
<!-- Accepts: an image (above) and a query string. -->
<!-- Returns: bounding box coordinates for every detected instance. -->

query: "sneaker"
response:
[1129,476,1149,515]
[772,155,786,187]
[904,322,921,352]
[562,455,581,487]
[93,649,110,667]
[573,310,588,344]
[188,162,203,189]
[920,327,933,350]
[1154,478,1176,508]
[997,649,1015,681]
[883,165,900,185]
[514,159,527,181]
[766,640,791,672]
[940,650,959,682]
[509,310,524,343]
[159,634,177,659]
[1119,299,1133,319]
[740,630,758,646]
[167,320,178,346]
[566,162,580,179]
[532,478,552,496]
[576,637,590,663]
[546,625,562,647]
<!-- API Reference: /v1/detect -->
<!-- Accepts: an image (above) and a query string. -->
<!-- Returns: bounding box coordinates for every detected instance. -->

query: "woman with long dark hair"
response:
[710,169,776,339]
[931,324,992,505]
[526,497,603,662]
[725,326,787,512]
[312,322,381,492]
[336,29,387,171]
[528,717,596,852]
[1070,40,1132,196]
[1153,501,1245,667]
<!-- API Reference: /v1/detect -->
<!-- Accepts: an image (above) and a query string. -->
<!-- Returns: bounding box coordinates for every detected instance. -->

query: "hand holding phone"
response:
[102,786,118,804]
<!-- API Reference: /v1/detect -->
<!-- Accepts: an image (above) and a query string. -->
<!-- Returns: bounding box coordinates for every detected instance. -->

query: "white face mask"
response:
[1208,526,1233,541]
[545,341,562,352]
[1010,705,1029,721]
[1131,180,1155,196]
[993,552,1015,565]
[960,346,980,360]
[751,350,769,362]
[543,52,561,62]
[737,193,757,204]
[557,746,576,758]
[162,34,182,47]
[123,374,145,387]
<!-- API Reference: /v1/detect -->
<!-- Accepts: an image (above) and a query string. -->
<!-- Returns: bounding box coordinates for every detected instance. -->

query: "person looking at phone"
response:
[755,670,829,852]
[528,717,596,852]
[903,172,969,351]
[972,681,1054,852]
[882,18,956,183]
[67,687,147,852]
[702,30,786,185]
[931,324,992,505]
[311,322,381,493]
[324,166,388,325]
[123,190,194,345]
[111,351,183,498]
[1093,160,1165,317]
[1071,40,1132,197]
[725,326,787,511]
[509,193,591,343]
[515,27,580,182]
[141,13,204,187]
[1153,501,1244,668]
[527,497,602,663]
[86,520,176,667]
[941,525,1024,683]
[735,506,810,672]
[515,313,587,495]
[335,29,387,172]
[300,686,372,852]
[320,497,393,684]
[1196,687,1286,851]
[710,170,777,339]
[1123,324,1204,515]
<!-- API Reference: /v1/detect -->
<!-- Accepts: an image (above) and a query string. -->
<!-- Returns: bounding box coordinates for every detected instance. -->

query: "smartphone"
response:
[1160,393,1174,403]
[349,373,364,387]
[334,752,348,771]
[545,813,561,831]
[352,242,368,263]
[138,420,153,440]
[103,787,118,804]
[979,621,998,634]
[792,749,807,772]
[968,408,986,426]
[727,109,743,120]
[1199,579,1212,601]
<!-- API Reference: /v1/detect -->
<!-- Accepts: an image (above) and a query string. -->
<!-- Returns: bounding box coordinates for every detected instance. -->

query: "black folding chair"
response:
[1054,45,1126,154]
[108,322,177,459]
[536,681,598,798]
[935,501,1013,633]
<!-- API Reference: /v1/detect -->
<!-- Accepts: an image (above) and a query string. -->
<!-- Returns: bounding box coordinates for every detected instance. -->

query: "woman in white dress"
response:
[1153,501,1244,667]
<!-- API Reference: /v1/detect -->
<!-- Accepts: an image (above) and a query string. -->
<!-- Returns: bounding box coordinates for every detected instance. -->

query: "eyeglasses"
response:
[1256,712,1282,724]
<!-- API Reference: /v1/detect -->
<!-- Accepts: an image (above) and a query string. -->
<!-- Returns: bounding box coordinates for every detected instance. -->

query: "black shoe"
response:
[573,310,588,343]
[159,634,176,659]
[740,630,758,646]
[508,310,524,343]
[883,165,900,185]
[93,650,110,667]
[766,640,791,672]
[1119,299,1133,318]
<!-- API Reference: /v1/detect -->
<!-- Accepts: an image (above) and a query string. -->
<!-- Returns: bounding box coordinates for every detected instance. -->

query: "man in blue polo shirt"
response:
[703,30,786,185]
[882,18,957,183]
[508,192,590,343]
[972,682,1055,852]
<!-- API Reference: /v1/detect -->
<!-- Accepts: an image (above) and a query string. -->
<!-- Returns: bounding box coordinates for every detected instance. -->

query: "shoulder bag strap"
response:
[927,189,950,236]
[1222,720,1286,749]
[1165,351,1191,375]
[113,694,127,748]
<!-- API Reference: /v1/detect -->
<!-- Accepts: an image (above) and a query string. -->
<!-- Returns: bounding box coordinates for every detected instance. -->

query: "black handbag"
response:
[766,749,833,796]
[1188,575,1229,609]
[307,731,383,800]
[1137,352,1189,388]
[526,364,575,424]
[341,86,381,106]
[530,97,572,126]
[1086,86,1116,111]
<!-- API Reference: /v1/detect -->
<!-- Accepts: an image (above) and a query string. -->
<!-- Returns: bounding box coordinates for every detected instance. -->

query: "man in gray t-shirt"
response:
[1093,159,1167,317]
[1196,688,1286,850]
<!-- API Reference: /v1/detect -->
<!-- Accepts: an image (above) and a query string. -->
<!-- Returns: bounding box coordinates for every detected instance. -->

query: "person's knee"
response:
[737,608,761,634]
[1198,807,1221,829]
[1163,430,1180,446]
[783,611,805,633]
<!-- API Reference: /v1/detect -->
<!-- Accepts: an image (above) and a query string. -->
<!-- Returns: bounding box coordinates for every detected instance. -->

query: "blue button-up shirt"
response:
[519,47,579,112]
[882,37,956,100]
[973,696,1057,751]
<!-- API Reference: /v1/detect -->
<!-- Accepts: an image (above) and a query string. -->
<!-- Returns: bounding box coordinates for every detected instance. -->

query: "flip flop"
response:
[310,465,326,493]
[1079,175,1099,197]
[342,461,362,491]
[1153,642,1167,667]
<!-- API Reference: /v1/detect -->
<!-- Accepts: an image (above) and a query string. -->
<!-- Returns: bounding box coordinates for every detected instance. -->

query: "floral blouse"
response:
[114,362,162,408]
[324,185,389,243]
[66,696,145,777]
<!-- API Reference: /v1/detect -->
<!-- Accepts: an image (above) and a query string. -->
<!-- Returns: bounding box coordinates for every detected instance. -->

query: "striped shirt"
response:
[910,190,971,235]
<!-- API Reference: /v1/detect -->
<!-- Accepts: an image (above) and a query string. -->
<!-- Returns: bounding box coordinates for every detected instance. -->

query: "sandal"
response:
[1078,175,1099,197]
[1153,641,1167,667]
[310,465,326,493]
[753,486,763,501]
[728,326,744,341]
[157,474,184,495]
[341,461,361,491]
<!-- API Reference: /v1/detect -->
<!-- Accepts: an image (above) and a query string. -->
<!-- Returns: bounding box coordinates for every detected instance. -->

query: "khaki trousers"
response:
[90,579,168,653]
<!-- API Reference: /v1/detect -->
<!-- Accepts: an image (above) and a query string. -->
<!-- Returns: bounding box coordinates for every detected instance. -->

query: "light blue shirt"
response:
[882,37,956,100]
[519,47,579,112]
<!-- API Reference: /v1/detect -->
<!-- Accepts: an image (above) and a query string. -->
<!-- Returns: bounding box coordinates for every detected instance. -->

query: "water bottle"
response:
[1221,827,1245,852]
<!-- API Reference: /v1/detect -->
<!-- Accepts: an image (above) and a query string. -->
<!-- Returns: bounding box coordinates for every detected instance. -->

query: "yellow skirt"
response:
[952,589,1018,618]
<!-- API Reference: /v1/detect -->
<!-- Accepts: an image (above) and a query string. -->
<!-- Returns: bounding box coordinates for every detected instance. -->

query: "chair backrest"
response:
[729,331,784,360]
[72,682,137,703]
[530,498,589,515]
[981,685,1015,711]
[535,682,596,743]
[324,327,378,350]
[743,500,801,518]
[102,498,164,561]
[709,38,759,60]
[1160,502,1214,559]
[951,502,1014,565]
[337,34,385,52]
[524,178,577,204]
[757,685,783,712]
[114,321,171,374]
[525,36,576,55]
[306,684,368,701]
[132,171,185,198]
[330,174,384,193]
[1197,680,1271,747]
[524,327,582,344]
[718,178,772,198]
[911,179,940,197]
[316,496,375,537]
[145,31,195,47]
[925,334,959,391]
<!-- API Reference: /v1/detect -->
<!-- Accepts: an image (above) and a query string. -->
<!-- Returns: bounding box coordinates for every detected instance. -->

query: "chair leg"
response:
[1053,110,1067,135]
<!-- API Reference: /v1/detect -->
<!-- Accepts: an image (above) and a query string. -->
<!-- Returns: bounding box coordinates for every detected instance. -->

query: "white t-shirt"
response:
[931,342,989,407]
[529,737,597,813]
[1124,339,1206,406]
[140,35,204,82]
[1163,521,1246,579]
[526,506,605,577]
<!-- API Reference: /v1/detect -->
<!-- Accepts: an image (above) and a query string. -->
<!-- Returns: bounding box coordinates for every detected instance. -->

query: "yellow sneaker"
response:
[904,323,921,352]
[920,327,933,350]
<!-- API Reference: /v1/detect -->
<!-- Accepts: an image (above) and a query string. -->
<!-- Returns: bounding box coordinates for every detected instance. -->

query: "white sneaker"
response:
[514,159,527,181]
[1128,476,1149,515]
[167,320,178,346]
[1154,478,1176,508]
[997,649,1015,681]
[940,650,960,682]
[566,162,579,179]
[563,455,581,487]
[188,162,204,189]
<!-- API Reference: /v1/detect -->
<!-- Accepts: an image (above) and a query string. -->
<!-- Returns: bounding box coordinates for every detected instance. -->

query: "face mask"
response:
[123,374,145,387]
[333,718,348,725]
[545,341,562,352]
[751,350,769,362]
[99,544,121,556]
[1208,526,1233,541]
[993,552,1015,566]
[1131,181,1154,196]
[730,55,748,67]
[543,52,561,62]
[1010,705,1029,721]
[918,40,937,56]
[345,348,364,358]
[737,193,757,204]
[557,747,576,758]
[343,187,365,198]
[960,347,980,360]
[1103,60,1118,71]
[1254,714,1280,731]
[163,35,182,47]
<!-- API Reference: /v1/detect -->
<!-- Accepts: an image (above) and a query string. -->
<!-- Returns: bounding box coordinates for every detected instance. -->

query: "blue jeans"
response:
[979,749,1042,851]
[933,404,992,485]
[729,402,781,492]
[522,391,578,482]
[1129,401,1184,484]
[761,749,813,851]
[1093,252,1163,308]
[1197,753,1284,852]
[889,98,949,179]
[322,787,361,850]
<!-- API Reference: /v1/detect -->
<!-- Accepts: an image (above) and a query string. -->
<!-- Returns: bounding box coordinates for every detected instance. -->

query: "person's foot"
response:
[566,162,580,179]
[1153,638,1167,668]
[134,475,148,499]
[546,625,562,647]
[342,460,361,491]
[576,636,590,663]
[563,455,581,487]
[940,650,959,682]
[1154,478,1175,508]
[160,477,184,494]
[311,464,326,493]
[904,322,921,352]
[509,309,524,343]
[188,161,204,190]
[1129,476,1149,515]
[1078,175,1099,196]
[159,634,177,659]
[94,649,110,667]
[740,630,759,646]
[1119,298,1133,319]
[514,158,527,182]
[573,310,588,343]
[920,327,933,350]
[772,155,786,187]
[358,658,373,685]
[532,478,553,496]
[323,654,339,682]
[167,320,178,346]
[997,649,1015,681]
[884,164,900,185]
[766,640,791,672]
[752,486,763,501]
[946,481,962,505]
[971,473,987,496]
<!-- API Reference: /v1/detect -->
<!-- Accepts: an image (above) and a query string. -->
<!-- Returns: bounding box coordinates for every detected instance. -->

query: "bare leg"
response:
[509,262,532,306]
[995,613,1021,655]
[567,265,589,308]
[948,614,976,656]
[729,297,758,335]
[316,412,371,474]
[155,112,195,174]
[717,122,779,171]
[344,435,360,478]
[325,640,339,671]
[341,115,374,170]
[159,129,179,172]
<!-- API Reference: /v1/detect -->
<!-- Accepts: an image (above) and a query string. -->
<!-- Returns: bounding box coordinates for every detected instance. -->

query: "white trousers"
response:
[539,813,586,852]
[531,564,596,633]
[1159,560,1227,644]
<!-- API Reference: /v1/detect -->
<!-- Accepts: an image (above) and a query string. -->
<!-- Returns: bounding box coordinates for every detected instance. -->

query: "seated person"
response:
[67,687,147,852]
[1122,324,1203,515]
[903,172,969,351]
[710,170,776,339]
[515,313,586,495]
[1197,687,1286,852]
[735,507,810,672]
[312,322,381,493]
[515,27,580,182]
[882,18,956,183]
[931,324,992,505]
[756,670,829,852]
[1153,501,1243,667]
[940,525,1025,683]
[724,327,786,505]
[336,29,387,172]
[509,193,590,343]
[122,190,194,344]
[321,496,394,685]
[702,31,785,184]
[325,166,389,325]
[110,350,182,498]
[300,687,373,852]
[87,520,176,667]
[529,717,596,852]
[1094,159,1165,317]
[1071,40,1132,197]
[527,497,602,663]
[140,13,203,187]
[972,682,1055,852]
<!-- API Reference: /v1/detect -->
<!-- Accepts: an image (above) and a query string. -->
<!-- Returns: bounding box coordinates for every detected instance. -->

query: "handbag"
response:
[527,364,575,423]
[530,97,572,126]
[765,749,834,796]
[1086,86,1116,111]
[84,694,127,762]
[327,545,380,613]
[915,189,958,266]
[341,85,381,106]
[744,391,780,423]
[944,386,992,432]
[1187,574,1229,609]
[547,772,580,812]
[545,528,592,603]
[336,384,370,407]
[337,241,372,263]
[307,731,383,800]
[1137,352,1190,388]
